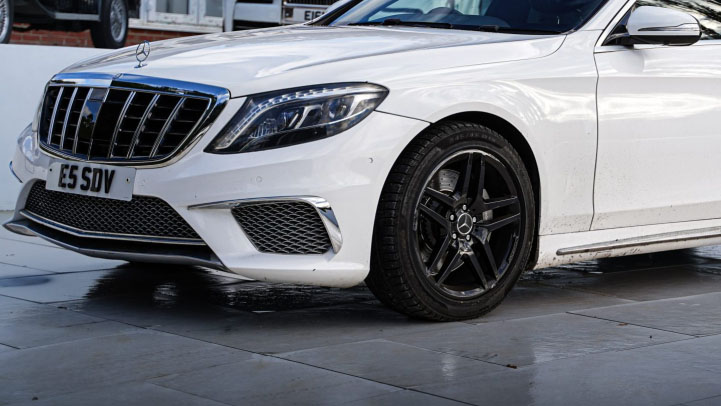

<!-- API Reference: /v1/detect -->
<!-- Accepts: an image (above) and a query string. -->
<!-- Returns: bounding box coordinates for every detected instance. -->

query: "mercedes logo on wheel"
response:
[456,212,474,235]
[135,41,151,68]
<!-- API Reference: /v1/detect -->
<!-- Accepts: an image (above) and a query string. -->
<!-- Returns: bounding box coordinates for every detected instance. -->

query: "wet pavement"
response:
[2,211,721,405]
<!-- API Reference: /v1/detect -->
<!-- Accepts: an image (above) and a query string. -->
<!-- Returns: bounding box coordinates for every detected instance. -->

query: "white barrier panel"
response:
[0,44,108,210]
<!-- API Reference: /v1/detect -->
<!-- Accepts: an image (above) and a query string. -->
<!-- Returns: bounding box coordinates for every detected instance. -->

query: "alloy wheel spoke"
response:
[460,153,475,198]
[483,213,520,232]
[427,234,453,275]
[436,249,464,285]
[469,157,487,213]
[424,187,456,207]
[480,241,499,278]
[467,250,489,289]
[418,203,450,229]
[484,196,519,211]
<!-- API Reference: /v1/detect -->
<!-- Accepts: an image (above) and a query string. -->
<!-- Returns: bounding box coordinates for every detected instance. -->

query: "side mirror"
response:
[625,6,701,46]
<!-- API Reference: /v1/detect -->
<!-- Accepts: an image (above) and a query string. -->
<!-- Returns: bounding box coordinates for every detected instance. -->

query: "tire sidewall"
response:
[0,0,13,45]
[395,123,535,319]
[92,0,128,49]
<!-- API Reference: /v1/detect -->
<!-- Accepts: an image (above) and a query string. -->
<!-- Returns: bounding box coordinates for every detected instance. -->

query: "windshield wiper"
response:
[347,20,563,35]
[476,25,563,35]
[348,19,455,29]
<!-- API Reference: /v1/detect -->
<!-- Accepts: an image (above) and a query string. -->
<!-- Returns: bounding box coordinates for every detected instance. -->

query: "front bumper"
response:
[7,103,428,287]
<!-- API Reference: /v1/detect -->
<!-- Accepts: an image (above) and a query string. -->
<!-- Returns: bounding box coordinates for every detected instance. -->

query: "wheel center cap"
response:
[455,212,474,236]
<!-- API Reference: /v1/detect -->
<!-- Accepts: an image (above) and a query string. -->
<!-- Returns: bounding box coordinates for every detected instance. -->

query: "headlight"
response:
[206,83,388,154]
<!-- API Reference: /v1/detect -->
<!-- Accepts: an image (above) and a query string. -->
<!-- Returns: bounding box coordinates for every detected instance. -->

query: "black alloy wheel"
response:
[367,121,535,321]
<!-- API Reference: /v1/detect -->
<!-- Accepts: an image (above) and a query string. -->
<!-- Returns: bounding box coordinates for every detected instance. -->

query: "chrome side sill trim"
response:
[9,162,22,183]
[20,210,206,246]
[4,219,226,271]
[190,196,343,254]
[557,226,721,256]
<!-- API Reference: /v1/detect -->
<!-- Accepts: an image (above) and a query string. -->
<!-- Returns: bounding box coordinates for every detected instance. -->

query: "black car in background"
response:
[0,0,129,48]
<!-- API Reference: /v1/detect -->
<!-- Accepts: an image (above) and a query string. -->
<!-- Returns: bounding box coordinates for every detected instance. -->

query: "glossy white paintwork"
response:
[11,0,721,286]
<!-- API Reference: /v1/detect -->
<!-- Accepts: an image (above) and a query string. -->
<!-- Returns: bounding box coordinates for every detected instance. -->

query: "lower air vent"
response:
[232,202,332,254]
[24,181,201,241]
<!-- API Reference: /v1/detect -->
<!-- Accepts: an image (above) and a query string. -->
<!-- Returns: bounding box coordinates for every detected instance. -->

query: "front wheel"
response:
[366,121,536,321]
[0,0,13,44]
[90,0,128,49]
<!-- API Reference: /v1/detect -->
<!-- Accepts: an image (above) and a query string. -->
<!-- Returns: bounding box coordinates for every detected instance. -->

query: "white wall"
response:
[0,44,108,210]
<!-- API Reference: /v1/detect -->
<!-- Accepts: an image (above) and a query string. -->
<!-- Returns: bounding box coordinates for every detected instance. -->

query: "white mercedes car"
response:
[6,0,718,320]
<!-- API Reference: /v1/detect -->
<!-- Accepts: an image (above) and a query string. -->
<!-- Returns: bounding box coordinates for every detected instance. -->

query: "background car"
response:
[0,0,129,47]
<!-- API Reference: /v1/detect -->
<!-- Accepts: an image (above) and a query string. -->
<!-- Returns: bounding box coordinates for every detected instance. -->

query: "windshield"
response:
[318,0,608,34]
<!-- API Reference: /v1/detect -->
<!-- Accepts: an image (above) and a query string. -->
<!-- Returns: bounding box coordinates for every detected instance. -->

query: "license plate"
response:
[288,7,325,23]
[46,161,136,201]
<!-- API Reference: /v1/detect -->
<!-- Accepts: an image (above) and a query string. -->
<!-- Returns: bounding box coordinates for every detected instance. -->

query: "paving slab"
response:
[414,334,721,406]
[388,312,690,367]
[62,295,252,330]
[0,263,52,279]
[342,390,467,406]
[555,248,721,275]
[5,382,228,406]
[0,307,136,348]
[0,330,253,404]
[573,292,721,336]
[685,395,721,406]
[151,354,398,406]
[0,265,244,304]
[0,295,53,320]
[279,339,507,388]
[0,270,118,303]
[0,239,124,273]
[540,266,721,301]
[0,344,14,353]
[152,303,453,354]
[470,282,634,323]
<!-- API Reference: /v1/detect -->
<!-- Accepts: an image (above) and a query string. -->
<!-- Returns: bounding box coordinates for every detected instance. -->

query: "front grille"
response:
[24,181,201,241]
[232,202,332,254]
[285,0,337,5]
[38,81,217,165]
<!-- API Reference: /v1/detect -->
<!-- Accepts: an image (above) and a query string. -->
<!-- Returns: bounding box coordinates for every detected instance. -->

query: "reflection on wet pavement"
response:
[3,210,721,405]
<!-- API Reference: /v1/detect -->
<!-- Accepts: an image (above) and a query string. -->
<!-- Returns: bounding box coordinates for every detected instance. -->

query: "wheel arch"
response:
[434,111,541,269]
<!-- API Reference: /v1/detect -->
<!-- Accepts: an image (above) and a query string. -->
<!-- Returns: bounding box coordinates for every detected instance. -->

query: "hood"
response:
[64,25,565,97]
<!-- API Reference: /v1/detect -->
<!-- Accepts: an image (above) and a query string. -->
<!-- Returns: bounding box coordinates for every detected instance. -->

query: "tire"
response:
[90,0,128,49]
[0,0,13,45]
[366,121,536,321]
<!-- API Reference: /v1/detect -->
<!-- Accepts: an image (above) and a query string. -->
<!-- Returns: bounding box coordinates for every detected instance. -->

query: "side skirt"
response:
[536,218,721,268]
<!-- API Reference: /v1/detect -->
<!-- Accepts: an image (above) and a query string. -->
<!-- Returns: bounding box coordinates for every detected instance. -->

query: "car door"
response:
[592,0,721,230]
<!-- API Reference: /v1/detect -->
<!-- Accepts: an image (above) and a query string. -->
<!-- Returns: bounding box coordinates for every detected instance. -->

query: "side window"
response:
[635,0,721,40]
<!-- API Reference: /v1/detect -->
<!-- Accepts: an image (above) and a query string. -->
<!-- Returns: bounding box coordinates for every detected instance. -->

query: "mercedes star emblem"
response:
[135,41,151,68]
[456,212,474,235]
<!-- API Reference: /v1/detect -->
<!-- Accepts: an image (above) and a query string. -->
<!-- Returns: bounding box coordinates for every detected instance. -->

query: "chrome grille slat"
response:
[72,90,92,154]
[47,87,64,144]
[37,74,229,166]
[127,94,160,159]
[109,91,135,158]
[59,87,78,150]
[150,98,185,158]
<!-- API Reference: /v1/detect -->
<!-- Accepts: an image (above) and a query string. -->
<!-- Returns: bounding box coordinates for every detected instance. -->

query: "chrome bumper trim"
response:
[3,218,226,271]
[9,162,22,183]
[189,196,343,254]
[19,210,206,246]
